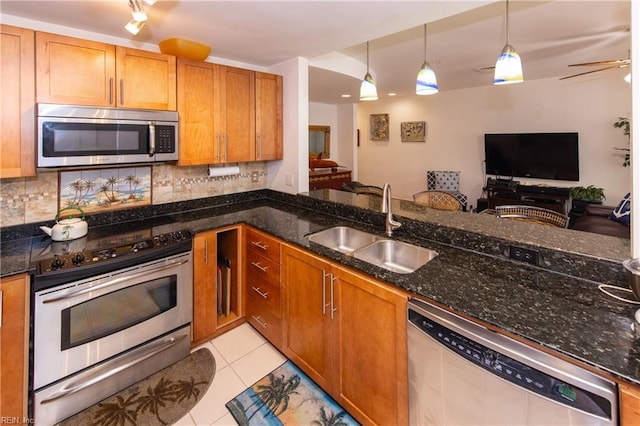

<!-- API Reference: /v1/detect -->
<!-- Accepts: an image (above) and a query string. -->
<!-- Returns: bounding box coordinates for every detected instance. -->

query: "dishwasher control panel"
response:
[408,308,613,421]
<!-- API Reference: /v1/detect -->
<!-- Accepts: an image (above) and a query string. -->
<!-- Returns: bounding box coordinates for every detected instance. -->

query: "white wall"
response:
[356,73,632,206]
[309,102,357,172]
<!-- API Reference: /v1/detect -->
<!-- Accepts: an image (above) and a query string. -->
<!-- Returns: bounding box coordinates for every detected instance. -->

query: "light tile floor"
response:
[175,323,287,426]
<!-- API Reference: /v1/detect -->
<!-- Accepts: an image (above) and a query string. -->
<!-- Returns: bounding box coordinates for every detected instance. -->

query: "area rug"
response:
[58,348,215,426]
[226,360,359,425]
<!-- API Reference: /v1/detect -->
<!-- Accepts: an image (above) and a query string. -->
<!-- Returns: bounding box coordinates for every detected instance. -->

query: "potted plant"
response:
[613,116,630,167]
[569,185,606,215]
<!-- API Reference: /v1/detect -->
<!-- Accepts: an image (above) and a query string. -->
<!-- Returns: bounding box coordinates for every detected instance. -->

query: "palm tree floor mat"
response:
[58,348,215,426]
[226,360,359,425]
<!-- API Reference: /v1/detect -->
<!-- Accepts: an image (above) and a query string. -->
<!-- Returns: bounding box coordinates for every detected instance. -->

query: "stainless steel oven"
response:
[37,103,178,168]
[31,229,193,425]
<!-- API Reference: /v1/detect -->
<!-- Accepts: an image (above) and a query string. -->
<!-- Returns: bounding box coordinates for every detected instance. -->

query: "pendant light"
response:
[494,0,523,85]
[360,41,378,101]
[416,24,438,95]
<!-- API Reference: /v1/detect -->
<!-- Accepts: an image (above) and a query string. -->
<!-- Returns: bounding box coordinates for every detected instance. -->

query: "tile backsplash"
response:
[0,162,268,227]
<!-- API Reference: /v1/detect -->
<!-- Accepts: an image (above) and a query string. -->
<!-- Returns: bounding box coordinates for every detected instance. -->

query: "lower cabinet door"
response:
[282,245,334,391]
[334,267,409,426]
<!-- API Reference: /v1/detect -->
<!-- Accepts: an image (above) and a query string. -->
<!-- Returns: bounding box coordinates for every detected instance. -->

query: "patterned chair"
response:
[413,190,463,211]
[495,205,569,228]
[426,171,468,211]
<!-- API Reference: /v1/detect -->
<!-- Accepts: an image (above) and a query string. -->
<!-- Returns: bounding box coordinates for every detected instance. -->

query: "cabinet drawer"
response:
[246,273,281,318]
[246,228,281,264]
[246,250,280,284]
[247,294,283,348]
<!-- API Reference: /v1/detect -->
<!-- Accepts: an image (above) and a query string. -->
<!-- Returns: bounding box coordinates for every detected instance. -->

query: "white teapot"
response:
[40,207,88,241]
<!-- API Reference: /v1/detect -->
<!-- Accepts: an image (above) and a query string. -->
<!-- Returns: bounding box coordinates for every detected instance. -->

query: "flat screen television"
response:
[484,133,579,181]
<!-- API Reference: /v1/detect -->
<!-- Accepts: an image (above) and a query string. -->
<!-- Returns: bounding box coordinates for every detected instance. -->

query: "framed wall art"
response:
[401,121,426,142]
[370,113,389,141]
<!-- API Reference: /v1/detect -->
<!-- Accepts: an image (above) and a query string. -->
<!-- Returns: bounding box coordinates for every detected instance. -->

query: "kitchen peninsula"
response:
[1,188,638,422]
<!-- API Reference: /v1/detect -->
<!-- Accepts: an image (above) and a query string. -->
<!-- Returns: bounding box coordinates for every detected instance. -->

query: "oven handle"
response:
[42,258,189,304]
[40,333,188,404]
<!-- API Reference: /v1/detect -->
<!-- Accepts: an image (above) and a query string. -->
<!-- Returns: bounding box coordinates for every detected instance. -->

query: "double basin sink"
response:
[306,226,437,274]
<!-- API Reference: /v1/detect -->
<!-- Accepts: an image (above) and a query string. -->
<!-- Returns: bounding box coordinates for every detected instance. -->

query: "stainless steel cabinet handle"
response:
[216,134,221,161]
[0,290,3,327]
[252,315,268,328]
[251,261,268,272]
[109,78,114,104]
[40,334,187,404]
[323,270,332,315]
[148,121,156,157]
[204,240,208,264]
[329,273,337,319]
[257,134,262,159]
[251,286,269,299]
[43,259,189,303]
[223,133,228,162]
[251,240,268,250]
[119,79,124,105]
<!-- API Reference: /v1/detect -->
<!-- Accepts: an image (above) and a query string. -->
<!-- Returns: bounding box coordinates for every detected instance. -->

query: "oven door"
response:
[33,251,193,390]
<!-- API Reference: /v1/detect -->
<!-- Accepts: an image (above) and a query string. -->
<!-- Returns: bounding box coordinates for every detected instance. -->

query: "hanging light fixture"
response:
[494,0,523,85]
[128,0,147,22]
[416,24,438,95]
[359,41,378,101]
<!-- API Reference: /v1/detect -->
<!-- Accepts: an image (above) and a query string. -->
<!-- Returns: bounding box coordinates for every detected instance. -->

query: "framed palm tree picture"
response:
[59,166,152,214]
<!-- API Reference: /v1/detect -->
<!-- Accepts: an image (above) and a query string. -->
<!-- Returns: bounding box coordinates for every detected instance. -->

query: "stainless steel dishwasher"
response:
[407,298,618,426]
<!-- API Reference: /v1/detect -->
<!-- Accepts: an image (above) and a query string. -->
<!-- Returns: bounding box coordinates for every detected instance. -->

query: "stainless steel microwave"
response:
[37,103,179,168]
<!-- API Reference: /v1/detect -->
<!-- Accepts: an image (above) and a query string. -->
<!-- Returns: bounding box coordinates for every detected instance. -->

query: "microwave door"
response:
[38,120,154,167]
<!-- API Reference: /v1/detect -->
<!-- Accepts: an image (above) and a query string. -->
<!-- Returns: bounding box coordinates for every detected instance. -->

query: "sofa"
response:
[570,204,630,238]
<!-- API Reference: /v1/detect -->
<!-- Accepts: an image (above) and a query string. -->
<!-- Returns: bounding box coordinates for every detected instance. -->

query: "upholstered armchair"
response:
[426,171,468,211]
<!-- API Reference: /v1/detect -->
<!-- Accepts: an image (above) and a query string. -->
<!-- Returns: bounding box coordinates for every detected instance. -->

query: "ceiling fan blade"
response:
[560,64,626,80]
[568,59,630,67]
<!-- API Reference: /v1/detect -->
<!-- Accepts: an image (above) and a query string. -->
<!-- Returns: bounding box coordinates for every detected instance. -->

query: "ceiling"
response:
[0,1,631,104]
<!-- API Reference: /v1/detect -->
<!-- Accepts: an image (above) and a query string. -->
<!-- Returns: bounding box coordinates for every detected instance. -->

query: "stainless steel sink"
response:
[306,226,437,274]
[306,226,380,253]
[352,239,438,274]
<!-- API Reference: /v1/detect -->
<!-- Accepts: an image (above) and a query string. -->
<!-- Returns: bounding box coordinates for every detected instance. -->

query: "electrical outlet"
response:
[285,174,294,186]
[251,171,259,183]
[509,245,539,265]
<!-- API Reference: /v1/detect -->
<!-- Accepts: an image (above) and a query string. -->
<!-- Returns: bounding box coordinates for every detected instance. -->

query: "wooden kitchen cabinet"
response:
[192,226,243,346]
[255,72,283,160]
[244,227,283,348]
[0,25,36,178]
[281,244,409,425]
[36,32,176,110]
[178,59,283,166]
[0,273,30,419]
[177,59,219,166]
[620,382,640,425]
[177,60,255,165]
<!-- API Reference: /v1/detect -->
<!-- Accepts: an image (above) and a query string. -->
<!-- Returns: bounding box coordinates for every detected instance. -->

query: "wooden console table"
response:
[485,184,571,214]
[309,169,352,191]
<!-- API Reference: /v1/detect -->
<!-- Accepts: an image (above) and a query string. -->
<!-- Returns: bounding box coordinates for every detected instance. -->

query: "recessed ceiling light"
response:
[388,92,397,96]
[341,94,351,98]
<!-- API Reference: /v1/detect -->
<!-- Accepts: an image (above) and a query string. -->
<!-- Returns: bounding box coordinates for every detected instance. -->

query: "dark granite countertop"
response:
[1,190,639,389]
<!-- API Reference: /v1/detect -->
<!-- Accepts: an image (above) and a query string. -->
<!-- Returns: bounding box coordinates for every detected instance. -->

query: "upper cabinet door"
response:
[219,65,255,163]
[255,72,283,161]
[116,46,176,111]
[177,59,220,166]
[0,25,35,178]
[36,32,116,107]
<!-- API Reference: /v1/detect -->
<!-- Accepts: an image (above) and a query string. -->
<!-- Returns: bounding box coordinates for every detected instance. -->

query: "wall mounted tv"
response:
[484,132,579,181]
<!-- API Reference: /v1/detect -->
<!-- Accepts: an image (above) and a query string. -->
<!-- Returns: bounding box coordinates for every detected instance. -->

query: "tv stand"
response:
[485,181,570,214]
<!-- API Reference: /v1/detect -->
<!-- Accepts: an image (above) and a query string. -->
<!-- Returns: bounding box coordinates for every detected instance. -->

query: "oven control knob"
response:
[72,253,85,265]
[172,232,183,241]
[158,235,169,245]
[51,256,65,269]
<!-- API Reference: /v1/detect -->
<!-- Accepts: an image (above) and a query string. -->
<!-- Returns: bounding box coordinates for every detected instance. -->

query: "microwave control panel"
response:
[156,125,176,153]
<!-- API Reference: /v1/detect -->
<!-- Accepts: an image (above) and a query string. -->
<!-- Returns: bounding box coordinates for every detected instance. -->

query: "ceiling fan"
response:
[560,58,630,80]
